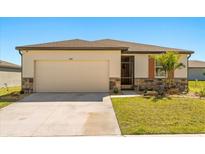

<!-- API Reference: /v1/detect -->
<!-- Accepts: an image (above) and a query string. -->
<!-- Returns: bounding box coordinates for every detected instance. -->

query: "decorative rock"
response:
[22,78,33,93]
[109,77,121,92]
[135,78,188,93]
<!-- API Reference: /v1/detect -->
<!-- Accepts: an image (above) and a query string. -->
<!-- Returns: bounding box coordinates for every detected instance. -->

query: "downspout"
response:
[187,53,191,59]
[18,50,23,92]
[187,53,192,93]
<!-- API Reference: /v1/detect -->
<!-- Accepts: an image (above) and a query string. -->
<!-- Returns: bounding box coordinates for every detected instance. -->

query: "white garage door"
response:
[35,60,109,92]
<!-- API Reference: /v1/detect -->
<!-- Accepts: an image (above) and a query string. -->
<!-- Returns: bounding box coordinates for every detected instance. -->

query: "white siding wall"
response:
[22,50,121,78]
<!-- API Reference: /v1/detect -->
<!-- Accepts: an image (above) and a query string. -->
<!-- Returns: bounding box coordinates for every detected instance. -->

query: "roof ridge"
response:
[95,38,190,51]
[92,39,129,47]
[18,39,91,47]
[0,60,21,68]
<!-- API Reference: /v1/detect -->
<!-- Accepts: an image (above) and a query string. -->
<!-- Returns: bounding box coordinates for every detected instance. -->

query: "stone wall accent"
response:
[109,77,121,91]
[134,78,188,93]
[22,78,33,93]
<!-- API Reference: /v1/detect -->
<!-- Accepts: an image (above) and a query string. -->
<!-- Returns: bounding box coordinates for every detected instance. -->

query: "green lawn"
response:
[0,86,21,109]
[112,96,205,135]
[0,86,21,96]
[189,81,205,93]
[0,101,13,109]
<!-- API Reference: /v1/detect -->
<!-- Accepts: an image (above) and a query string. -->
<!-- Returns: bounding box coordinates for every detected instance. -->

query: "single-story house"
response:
[188,60,205,81]
[0,60,21,88]
[16,39,194,93]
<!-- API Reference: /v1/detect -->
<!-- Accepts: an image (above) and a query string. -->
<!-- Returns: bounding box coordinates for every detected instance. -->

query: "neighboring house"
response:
[188,60,205,81]
[16,39,194,93]
[0,60,21,88]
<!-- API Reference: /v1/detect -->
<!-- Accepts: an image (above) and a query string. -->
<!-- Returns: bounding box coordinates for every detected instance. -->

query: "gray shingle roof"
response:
[189,60,205,68]
[16,39,128,50]
[16,39,194,53]
[0,60,21,70]
[95,39,193,53]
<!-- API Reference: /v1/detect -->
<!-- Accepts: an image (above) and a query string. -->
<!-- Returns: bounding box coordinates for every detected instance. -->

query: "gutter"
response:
[122,50,194,54]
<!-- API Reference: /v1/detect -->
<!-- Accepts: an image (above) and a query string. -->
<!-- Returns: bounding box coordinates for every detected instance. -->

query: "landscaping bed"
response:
[112,96,205,135]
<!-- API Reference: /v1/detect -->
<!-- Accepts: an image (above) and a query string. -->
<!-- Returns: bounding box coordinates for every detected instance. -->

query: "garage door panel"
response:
[35,61,109,92]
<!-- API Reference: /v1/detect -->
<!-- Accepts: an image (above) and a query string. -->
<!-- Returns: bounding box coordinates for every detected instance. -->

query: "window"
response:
[155,60,166,77]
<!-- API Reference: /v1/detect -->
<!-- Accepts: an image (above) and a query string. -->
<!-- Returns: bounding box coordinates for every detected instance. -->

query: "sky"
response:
[0,17,205,65]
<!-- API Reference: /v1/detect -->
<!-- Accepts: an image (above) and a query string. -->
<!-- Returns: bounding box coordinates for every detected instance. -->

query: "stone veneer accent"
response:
[134,78,188,93]
[22,78,33,93]
[109,77,121,91]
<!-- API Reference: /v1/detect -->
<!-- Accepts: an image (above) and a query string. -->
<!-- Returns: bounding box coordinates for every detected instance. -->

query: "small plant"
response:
[167,88,180,95]
[199,87,205,98]
[20,90,24,94]
[113,87,119,94]
[194,79,198,87]
[4,83,9,92]
[144,88,148,94]
[156,87,165,97]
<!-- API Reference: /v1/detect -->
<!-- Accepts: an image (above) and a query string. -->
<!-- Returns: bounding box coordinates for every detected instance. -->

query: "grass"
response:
[0,102,12,109]
[0,86,21,96]
[112,96,205,135]
[189,81,205,93]
[0,86,22,109]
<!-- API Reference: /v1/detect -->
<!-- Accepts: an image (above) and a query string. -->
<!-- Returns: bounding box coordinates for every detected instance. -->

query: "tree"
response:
[153,51,185,87]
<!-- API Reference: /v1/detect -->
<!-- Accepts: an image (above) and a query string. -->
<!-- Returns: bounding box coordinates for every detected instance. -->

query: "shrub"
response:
[20,90,24,94]
[199,87,205,98]
[156,89,166,97]
[143,88,148,94]
[167,88,180,95]
[113,87,119,94]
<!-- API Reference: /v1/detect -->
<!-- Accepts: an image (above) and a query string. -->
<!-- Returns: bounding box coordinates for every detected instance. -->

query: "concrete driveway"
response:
[19,92,109,102]
[0,93,121,136]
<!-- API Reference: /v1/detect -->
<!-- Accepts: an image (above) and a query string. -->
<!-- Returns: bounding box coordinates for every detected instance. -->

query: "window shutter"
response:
[148,56,155,79]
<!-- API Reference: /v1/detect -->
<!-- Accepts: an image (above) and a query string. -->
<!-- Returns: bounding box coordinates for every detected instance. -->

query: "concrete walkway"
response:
[0,93,121,136]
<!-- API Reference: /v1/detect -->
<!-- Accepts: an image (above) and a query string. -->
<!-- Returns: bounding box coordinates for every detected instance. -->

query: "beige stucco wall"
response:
[0,71,21,88]
[175,54,188,78]
[22,50,121,78]
[134,54,149,78]
[23,50,188,81]
[124,53,188,78]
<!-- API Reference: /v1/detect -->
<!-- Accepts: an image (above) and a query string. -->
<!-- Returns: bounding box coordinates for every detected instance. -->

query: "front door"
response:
[121,56,134,89]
